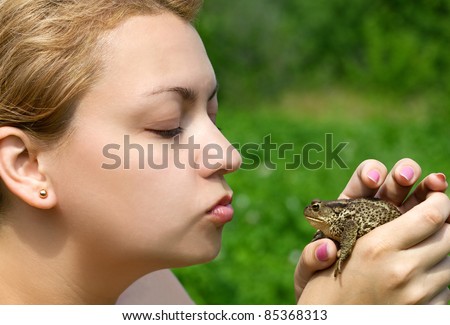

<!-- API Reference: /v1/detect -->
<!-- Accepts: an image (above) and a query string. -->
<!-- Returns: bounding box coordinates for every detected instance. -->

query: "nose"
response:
[195,120,242,178]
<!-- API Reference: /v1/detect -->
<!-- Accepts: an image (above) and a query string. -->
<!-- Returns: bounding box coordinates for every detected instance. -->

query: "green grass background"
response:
[173,89,449,304]
[173,1,449,304]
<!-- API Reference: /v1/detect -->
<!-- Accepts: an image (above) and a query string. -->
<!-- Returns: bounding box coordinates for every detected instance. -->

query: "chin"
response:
[171,240,223,268]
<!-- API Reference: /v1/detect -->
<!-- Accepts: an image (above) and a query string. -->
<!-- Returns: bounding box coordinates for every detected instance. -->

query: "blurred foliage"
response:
[196,0,450,104]
[174,1,450,304]
[174,92,449,304]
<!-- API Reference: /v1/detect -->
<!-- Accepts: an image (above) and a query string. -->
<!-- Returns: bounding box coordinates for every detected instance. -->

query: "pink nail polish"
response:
[367,170,380,183]
[400,166,414,181]
[315,243,329,262]
[436,173,447,183]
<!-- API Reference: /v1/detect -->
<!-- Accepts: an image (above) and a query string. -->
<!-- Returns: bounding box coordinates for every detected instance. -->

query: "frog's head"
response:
[304,199,345,235]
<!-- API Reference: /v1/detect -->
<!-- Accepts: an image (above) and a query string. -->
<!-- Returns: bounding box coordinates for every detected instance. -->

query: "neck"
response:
[0,212,158,304]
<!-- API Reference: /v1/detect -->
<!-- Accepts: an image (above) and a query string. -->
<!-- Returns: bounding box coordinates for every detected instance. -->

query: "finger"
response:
[339,159,388,199]
[408,223,450,270]
[422,257,450,304]
[378,192,450,249]
[295,239,337,301]
[428,288,450,305]
[401,173,448,213]
[375,158,422,206]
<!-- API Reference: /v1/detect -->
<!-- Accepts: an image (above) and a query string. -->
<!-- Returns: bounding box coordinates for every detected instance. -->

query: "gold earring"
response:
[39,189,48,199]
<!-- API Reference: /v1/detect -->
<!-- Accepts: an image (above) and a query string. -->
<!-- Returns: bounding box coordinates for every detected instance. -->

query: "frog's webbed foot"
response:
[333,259,342,277]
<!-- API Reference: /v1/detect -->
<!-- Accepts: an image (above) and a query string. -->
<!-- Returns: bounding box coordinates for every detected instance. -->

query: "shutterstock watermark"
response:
[101,133,349,171]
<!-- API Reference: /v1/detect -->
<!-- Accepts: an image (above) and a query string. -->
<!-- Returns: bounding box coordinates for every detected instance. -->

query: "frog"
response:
[303,197,402,277]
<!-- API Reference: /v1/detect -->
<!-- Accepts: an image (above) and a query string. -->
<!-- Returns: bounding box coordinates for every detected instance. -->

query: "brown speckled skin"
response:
[304,198,401,277]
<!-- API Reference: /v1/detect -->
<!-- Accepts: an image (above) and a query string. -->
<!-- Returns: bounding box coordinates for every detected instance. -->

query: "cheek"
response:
[48,132,201,248]
[45,125,225,269]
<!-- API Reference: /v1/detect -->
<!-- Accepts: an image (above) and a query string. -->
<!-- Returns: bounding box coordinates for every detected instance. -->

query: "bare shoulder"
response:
[116,270,194,305]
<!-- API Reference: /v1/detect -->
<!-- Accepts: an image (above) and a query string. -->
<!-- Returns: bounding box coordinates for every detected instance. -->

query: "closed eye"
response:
[147,127,183,139]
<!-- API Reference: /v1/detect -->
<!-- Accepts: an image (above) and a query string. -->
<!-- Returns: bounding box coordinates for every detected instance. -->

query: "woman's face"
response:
[44,14,241,271]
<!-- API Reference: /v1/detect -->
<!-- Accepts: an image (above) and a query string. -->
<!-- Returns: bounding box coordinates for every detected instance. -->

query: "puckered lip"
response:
[208,194,233,212]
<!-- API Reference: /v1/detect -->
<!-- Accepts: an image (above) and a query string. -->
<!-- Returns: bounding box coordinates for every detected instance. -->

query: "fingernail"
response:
[367,170,380,183]
[436,173,447,183]
[315,243,329,262]
[400,166,415,181]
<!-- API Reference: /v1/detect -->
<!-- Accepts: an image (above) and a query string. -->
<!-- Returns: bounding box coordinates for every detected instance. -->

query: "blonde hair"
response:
[0,0,203,208]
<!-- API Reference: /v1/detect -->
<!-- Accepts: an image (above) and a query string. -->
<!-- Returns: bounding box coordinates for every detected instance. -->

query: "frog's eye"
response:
[311,202,320,211]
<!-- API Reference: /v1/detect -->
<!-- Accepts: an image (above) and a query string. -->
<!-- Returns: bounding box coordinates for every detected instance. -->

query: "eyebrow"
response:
[148,83,219,102]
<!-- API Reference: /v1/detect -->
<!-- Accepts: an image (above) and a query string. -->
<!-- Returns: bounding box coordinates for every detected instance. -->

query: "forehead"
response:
[94,13,215,97]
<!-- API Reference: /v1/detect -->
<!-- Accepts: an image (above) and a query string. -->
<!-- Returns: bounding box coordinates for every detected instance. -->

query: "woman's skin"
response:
[0,13,241,304]
[0,12,448,305]
[117,270,194,304]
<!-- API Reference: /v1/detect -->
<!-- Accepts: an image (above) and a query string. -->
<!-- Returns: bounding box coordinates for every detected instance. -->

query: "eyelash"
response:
[147,121,222,139]
[149,127,184,139]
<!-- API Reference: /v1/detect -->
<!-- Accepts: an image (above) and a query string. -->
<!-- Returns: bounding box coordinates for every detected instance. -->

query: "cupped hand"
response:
[295,158,449,304]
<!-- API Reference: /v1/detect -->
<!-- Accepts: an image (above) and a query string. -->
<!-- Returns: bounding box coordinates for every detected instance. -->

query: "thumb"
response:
[294,239,337,302]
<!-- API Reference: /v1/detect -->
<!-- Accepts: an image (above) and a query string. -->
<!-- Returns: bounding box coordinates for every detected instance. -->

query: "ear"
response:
[0,127,57,209]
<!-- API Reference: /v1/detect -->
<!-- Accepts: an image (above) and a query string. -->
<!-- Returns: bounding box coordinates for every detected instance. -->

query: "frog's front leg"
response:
[311,230,326,242]
[334,219,358,277]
